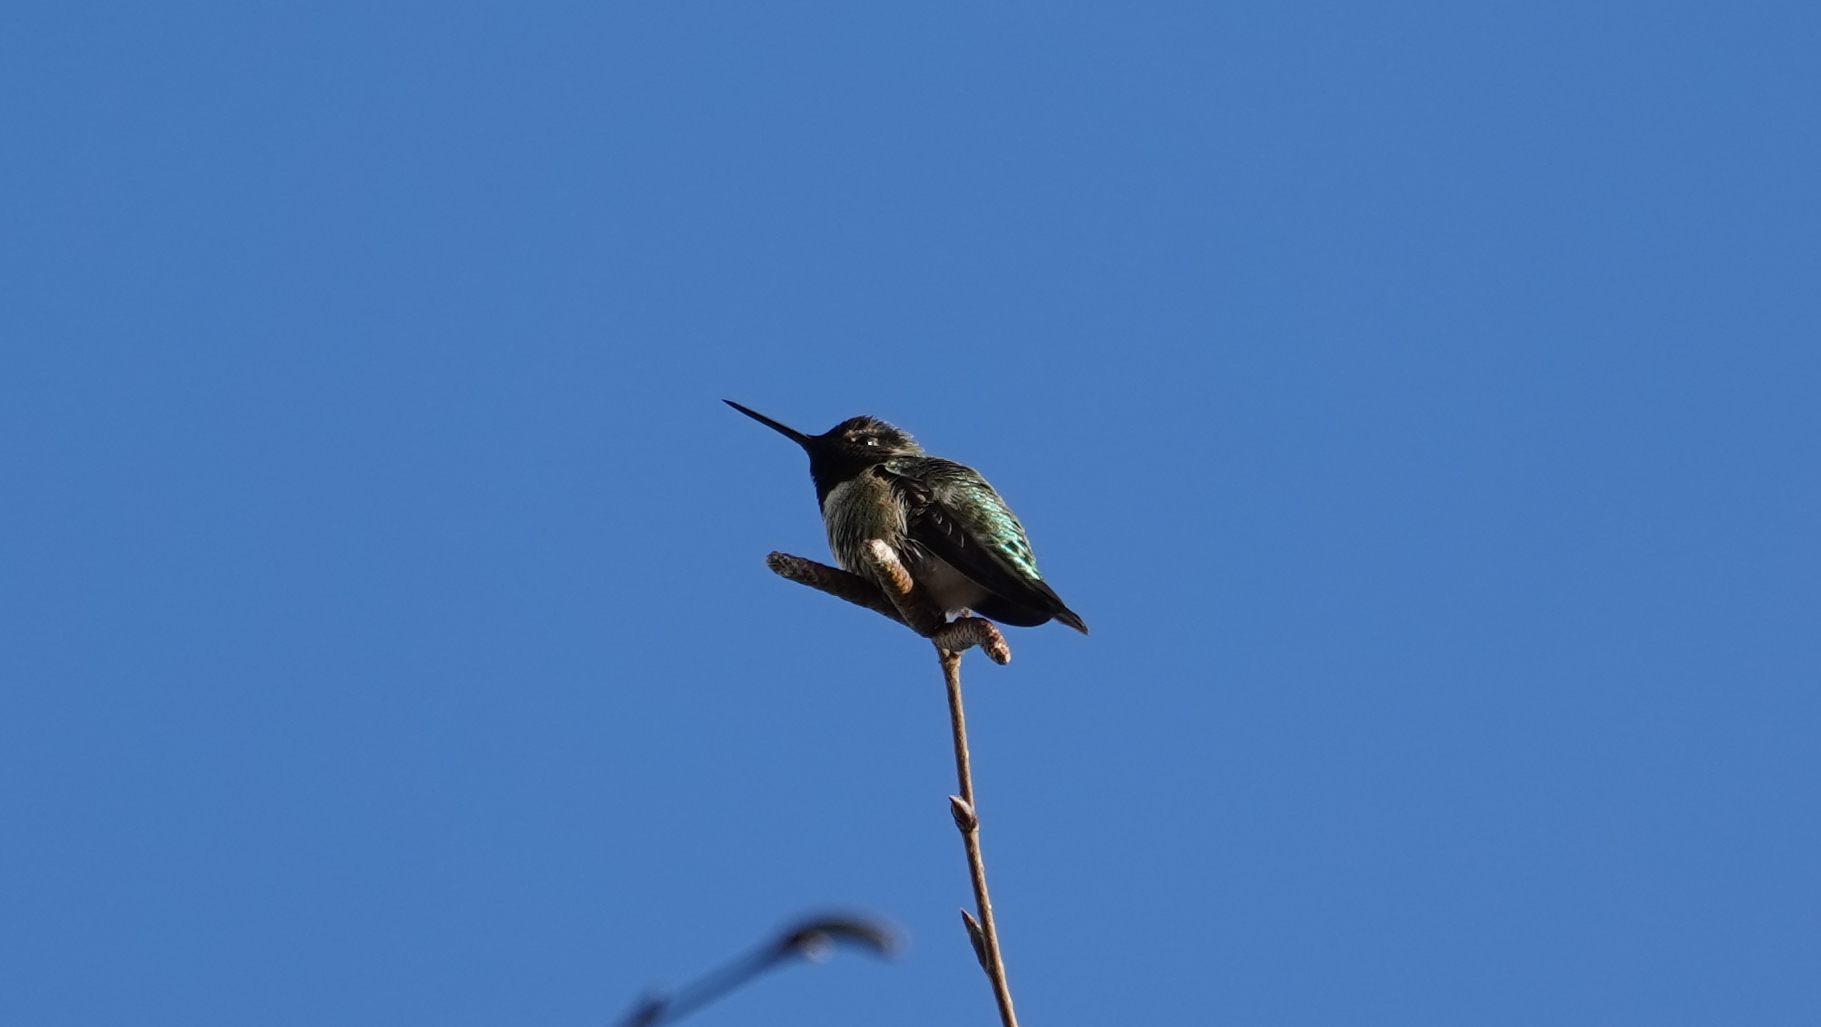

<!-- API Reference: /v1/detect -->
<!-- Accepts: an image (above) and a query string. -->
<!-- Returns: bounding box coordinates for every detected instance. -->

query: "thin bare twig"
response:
[940,646,1019,1027]
[764,551,1010,664]
[764,551,1021,1025]
[765,552,907,625]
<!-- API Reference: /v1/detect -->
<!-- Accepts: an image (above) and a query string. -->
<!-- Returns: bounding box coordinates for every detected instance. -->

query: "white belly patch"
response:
[914,555,991,615]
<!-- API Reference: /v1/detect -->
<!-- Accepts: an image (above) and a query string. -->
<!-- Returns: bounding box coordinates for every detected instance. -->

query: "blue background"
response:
[4,3,1817,1024]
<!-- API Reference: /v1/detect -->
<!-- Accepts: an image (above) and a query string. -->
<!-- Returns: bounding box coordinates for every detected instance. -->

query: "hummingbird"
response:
[726,401,1087,634]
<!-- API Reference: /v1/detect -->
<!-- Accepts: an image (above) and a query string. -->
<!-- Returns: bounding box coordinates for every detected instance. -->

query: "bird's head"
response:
[725,402,924,496]
[819,415,922,460]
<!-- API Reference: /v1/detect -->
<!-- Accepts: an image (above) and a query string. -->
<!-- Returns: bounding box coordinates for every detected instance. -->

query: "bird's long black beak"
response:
[724,400,812,448]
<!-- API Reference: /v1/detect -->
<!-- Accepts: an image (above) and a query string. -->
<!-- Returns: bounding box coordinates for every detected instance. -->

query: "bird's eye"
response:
[864,437,878,446]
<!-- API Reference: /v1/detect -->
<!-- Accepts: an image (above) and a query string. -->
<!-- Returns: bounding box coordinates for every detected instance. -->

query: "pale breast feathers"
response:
[821,471,909,572]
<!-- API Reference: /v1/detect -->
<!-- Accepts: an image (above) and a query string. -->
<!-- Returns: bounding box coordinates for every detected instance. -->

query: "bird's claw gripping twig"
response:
[763,549,1012,664]
[857,540,947,635]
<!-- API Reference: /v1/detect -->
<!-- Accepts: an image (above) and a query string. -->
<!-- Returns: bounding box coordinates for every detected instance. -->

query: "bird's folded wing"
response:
[889,469,1071,621]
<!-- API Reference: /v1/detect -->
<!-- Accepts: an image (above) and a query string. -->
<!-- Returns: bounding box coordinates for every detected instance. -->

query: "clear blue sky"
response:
[4,3,1817,1025]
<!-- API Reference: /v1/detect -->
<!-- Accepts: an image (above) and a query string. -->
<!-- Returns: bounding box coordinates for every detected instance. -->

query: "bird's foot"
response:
[859,540,948,636]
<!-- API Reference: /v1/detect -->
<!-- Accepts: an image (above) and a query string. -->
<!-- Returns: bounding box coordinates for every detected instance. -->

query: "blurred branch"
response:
[615,915,897,1027]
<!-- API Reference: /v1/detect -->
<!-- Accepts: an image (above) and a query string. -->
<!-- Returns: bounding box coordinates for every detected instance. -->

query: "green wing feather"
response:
[883,458,1087,632]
